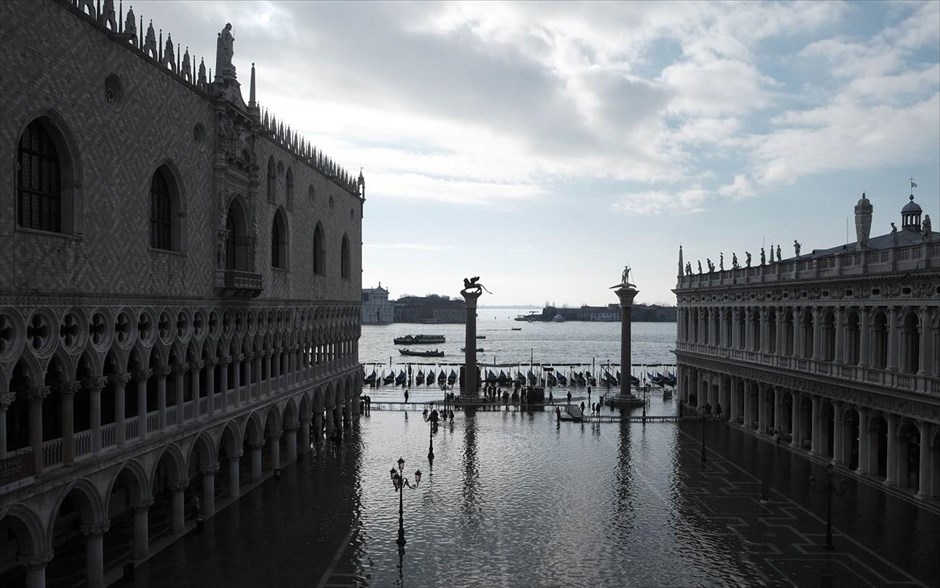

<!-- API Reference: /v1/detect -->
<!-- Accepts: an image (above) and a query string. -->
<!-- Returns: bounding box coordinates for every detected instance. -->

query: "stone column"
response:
[299,416,311,454]
[857,408,870,475]
[154,367,169,431]
[18,552,53,588]
[249,440,264,482]
[135,370,151,440]
[343,395,351,428]
[615,284,640,401]
[204,359,216,415]
[28,386,50,473]
[744,308,753,351]
[243,353,254,399]
[774,388,783,434]
[190,360,203,419]
[775,308,786,357]
[263,351,272,396]
[61,381,80,464]
[253,352,262,395]
[790,391,802,448]
[917,306,930,377]
[832,401,844,465]
[269,432,281,471]
[170,482,187,534]
[284,423,299,464]
[232,355,243,407]
[87,377,106,455]
[111,373,130,446]
[757,384,767,433]
[462,287,483,398]
[810,395,821,456]
[313,408,323,444]
[201,465,219,517]
[759,308,769,353]
[859,308,870,368]
[834,308,845,364]
[272,349,281,394]
[324,406,335,437]
[729,376,739,423]
[812,307,822,361]
[219,357,230,411]
[131,499,153,561]
[792,309,802,358]
[173,364,188,425]
[743,383,752,428]
[228,451,242,498]
[886,306,899,371]
[731,309,740,349]
[333,405,343,435]
[917,422,933,498]
[884,415,898,486]
[0,392,15,458]
[82,522,109,588]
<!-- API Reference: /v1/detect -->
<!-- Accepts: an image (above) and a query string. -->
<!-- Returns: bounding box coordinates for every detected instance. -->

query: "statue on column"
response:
[217,23,236,80]
[793,240,801,257]
[620,265,634,287]
[461,276,491,296]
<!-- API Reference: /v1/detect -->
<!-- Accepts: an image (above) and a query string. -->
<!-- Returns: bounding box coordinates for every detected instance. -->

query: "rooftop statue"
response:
[745,252,752,268]
[793,240,801,257]
[697,260,702,274]
[776,244,781,262]
[719,253,724,271]
[760,247,766,266]
[924,214,932,241]
[461,276,492,296]
[217,23,236,80]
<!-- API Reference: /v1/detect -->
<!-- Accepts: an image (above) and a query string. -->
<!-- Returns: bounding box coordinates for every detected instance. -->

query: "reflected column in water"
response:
[461,409,481,526]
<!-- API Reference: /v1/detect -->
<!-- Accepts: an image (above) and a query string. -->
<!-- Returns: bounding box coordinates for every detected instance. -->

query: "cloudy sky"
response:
[141,1,939,306]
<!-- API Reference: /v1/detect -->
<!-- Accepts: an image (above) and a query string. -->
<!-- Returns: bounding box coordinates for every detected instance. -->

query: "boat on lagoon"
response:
[399,348,445,358]
[394,334,446,345]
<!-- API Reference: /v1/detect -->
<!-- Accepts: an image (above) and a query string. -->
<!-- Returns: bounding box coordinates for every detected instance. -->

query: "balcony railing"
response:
[215,269,263,298]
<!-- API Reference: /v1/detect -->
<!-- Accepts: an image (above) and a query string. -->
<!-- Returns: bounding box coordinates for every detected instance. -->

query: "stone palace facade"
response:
[0,1,364,586]
[675,192,939,502]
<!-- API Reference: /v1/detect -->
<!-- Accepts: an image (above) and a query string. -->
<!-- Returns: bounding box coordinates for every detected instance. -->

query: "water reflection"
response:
[460,410,482,528]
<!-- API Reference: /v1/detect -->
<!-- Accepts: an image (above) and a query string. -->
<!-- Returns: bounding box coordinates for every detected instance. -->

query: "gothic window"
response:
[272,208,289,269]
[225,199,250,271]
[313,223,325,276]
[267,157,276,202]
[286,167,294,209]
[341,233,350,279]
[150,169,172,250]
[17,120,61,232]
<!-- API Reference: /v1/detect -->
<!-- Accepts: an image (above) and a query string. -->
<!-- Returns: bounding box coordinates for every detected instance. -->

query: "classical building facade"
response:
[361,284,393,325]
[675,192,939,502]
[0,1,364,586]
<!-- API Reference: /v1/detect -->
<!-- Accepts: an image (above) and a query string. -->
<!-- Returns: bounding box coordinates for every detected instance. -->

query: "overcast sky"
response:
[140,1,939,306]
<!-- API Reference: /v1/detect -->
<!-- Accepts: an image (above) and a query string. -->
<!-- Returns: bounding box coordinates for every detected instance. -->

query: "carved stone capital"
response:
[248,440,265,450]
[284,423,300,432]
[268,431,282,441]
[0,392,17,408]
[153,366,173,378]
[109,372,132,386]
[200,464,221,476]
[244,352,255,361]
[59,381,83,397]
[135,369,154,383]
[205,358,219,368]
[130,498,154,512]
[229,450,244,460]
[174,363,191,375]
[80,522,110,537]
[18,551,54,570]
[192,360,206,370]
[83,376,109,391]
[221,356,233,365]
[28,386,51,403]
[169,481,189,492]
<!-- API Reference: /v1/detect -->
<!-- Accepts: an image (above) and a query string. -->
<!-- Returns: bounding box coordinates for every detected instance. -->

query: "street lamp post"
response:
[389,457,422,547]
[423,406,438,465]
[809,463,845,549]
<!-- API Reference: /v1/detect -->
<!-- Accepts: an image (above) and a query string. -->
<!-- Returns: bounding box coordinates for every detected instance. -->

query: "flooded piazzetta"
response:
[126,390,939,587]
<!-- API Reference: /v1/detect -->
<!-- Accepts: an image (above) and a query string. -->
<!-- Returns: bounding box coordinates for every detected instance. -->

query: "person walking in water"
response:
[404,389,409,403]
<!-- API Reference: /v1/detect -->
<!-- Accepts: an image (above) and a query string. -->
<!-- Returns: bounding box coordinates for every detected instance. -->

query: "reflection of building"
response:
[361,284,393,324]
[0,2,363,586]
[394,295,465,324]
[675,193,939,500]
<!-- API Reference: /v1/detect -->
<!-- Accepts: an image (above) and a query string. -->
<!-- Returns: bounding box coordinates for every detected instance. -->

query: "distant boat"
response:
[497,370,509,385]
[476,335,486,339]
[426,369,436,385]
[485,370,498,383]
[415,370,425,386]
[461,347,484,352]
[399,348,444,357]
[394,334,446,345]
[364,370,376,385]
[447,370,457,386]
[511,327,522,331]
[383,371,395,385]
[438,371,447,386]
[556,372,567,386]
[395,370,406,386]
[527,370,537,385]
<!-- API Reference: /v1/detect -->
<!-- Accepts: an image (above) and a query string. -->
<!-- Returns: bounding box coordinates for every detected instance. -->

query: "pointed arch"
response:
[225,197,251,271]
[266,156,277,202]
[272,207,289,269]
[313,222,325,276]
[341,233,350,279]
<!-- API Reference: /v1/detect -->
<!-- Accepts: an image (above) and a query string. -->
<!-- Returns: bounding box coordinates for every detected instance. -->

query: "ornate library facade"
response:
[0,1,364,586]
[676,192,939,501]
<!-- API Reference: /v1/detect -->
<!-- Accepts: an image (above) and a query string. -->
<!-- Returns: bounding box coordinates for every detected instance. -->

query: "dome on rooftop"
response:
[902,194,922,213]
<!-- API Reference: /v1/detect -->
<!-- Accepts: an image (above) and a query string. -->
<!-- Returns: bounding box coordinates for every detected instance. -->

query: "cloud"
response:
[718,175,754,200]
[613,188,710,215]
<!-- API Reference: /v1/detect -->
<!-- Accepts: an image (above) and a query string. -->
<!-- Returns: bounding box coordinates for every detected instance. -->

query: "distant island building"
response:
[0,2,363,585]
[394,294,466,324]
[675,191,939,500]
[361,284,394,324]
[518,304,676,322]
